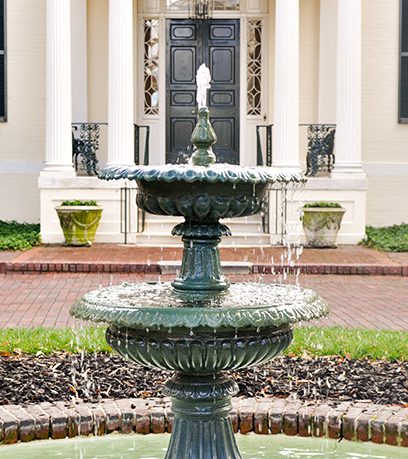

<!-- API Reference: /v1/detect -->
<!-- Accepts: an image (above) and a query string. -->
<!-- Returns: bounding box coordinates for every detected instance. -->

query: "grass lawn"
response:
[1,326,407,361]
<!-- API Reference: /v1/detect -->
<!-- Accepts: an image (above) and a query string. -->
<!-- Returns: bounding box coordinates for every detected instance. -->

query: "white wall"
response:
[362,0,408,226]
[0,0,46,223]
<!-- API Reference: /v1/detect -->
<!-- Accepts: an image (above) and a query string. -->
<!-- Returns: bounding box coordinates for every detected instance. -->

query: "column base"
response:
[40,165,76,176]
[331,163,367,179]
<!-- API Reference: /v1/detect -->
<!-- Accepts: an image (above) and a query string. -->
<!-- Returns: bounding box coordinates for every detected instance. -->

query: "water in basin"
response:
[0,434,404,459]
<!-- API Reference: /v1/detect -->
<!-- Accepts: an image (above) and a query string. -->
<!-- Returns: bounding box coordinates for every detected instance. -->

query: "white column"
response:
[332,0,365,177]
[42,0,75,175]
[71,0,88,122]
[272,0,300,169]
[107,0,134,167]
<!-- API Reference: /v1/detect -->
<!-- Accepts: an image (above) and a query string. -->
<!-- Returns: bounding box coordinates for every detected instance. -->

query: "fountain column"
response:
[331,0,365,178]
[272,0,300,169]
[107,0,134,167]
[42,0,75,175]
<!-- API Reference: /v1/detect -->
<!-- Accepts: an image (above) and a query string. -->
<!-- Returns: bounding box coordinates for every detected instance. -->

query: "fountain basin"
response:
[2,433,405,459]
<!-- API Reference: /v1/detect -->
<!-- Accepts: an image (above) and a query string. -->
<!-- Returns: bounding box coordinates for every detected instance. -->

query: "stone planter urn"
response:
[55,201,103,246]
[302,203,346,248]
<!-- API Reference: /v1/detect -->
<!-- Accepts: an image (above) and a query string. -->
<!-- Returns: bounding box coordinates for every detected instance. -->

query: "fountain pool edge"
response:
[0,396,407,448]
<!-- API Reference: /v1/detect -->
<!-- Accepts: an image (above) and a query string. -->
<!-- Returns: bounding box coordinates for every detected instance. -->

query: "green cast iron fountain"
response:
[70,64,329,459]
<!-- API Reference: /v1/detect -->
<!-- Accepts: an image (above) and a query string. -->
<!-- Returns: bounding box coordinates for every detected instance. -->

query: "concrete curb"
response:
[1,261,408,276]
[1,397,408,447]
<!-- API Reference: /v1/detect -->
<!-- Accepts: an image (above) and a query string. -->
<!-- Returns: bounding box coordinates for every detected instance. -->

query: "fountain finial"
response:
[196,63,211,108]
[191,64,217,166]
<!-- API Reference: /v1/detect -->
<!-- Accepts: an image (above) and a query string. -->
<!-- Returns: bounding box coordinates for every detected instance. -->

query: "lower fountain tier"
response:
[106,324,293,373]
[70,282,330,331]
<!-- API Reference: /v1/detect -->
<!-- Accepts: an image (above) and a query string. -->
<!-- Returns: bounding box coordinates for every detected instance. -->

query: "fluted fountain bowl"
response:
[70,282,329,375]
[99,164,305,222]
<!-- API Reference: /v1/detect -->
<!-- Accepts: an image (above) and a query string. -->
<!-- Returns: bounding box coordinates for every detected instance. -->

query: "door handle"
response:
[192,110,196,114]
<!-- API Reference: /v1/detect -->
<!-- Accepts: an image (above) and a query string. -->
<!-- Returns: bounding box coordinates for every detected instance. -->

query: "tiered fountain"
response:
[70,65,329,459]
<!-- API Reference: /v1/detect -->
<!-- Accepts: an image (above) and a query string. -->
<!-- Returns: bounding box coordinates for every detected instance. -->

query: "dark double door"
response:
[166,19,240,164]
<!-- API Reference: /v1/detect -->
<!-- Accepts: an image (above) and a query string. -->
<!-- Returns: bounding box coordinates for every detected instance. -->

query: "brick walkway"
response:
[1,270,408,330]
[1,244,408,275]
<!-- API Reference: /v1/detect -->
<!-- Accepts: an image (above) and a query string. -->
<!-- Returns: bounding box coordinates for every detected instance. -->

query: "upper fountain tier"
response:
[99,106,304,224]
[100,159,305,223]
[100,65,304,223]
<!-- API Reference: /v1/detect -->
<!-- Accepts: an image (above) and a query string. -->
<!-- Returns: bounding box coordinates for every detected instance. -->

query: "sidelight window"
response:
[144,19,159,116]
[247,19,262,116]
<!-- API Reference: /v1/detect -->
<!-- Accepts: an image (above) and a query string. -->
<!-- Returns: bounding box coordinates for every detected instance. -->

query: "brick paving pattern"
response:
[1,271,407,329]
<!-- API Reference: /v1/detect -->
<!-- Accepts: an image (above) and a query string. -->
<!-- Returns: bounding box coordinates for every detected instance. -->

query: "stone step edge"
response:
[0,397,407,447]
[1,261,407,276]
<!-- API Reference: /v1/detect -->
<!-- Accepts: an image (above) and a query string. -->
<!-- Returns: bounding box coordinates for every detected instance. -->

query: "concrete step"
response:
[133,214,273,247]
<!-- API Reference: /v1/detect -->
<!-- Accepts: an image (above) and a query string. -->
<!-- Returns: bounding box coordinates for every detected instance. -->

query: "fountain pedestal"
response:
[163,373,241,459]
[171,221,231,291]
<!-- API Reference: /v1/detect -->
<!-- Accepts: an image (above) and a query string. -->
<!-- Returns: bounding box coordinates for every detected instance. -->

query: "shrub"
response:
[361,223,408,252]
[0,220,41,251]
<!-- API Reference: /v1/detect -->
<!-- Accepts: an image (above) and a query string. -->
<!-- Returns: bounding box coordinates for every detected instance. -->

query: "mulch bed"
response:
[1,353,408,407]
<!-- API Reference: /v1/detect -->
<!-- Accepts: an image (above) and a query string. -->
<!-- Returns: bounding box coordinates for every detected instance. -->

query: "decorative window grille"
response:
[166,0,239,11]
[144,20,159,116]
[0,0,6,121]
[247,20,262,116]
[213,0,239,10]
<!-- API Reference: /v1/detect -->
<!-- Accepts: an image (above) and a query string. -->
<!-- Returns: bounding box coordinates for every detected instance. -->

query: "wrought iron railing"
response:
[256,123,336,237]
[300,124,336,177]
[72,123,151,176]
[261,187,288,242]
[256,124,273,166]
[72,123,107,176]
[255,123,336,176]
[134,124,150,166]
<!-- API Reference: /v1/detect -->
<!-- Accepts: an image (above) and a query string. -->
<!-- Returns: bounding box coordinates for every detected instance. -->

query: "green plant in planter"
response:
[60,200,98,206]
[303,202,341,209]
[55,201,103,247]
[302,202,346,248]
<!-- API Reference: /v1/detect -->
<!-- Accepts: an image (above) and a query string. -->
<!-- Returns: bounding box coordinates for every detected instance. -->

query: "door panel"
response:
[171,48,196,83]
[166,19,239,164]
[210,48,235,82]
